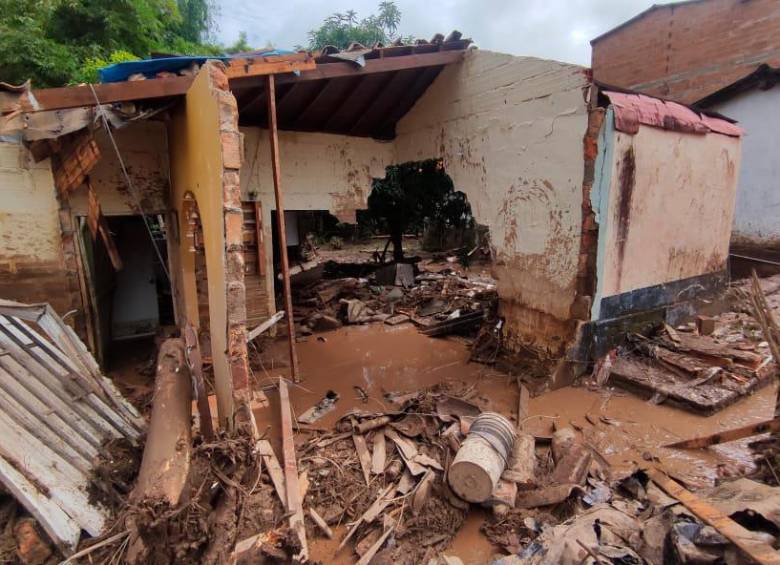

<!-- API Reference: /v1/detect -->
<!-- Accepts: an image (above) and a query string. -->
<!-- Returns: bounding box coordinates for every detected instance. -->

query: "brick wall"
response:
[592,0,780,103]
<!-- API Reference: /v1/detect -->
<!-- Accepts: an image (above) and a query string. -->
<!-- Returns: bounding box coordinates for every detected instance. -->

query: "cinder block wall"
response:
[591,0,780,103]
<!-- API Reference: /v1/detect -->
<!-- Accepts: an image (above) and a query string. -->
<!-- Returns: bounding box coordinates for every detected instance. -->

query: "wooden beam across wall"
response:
[11,56,317,113]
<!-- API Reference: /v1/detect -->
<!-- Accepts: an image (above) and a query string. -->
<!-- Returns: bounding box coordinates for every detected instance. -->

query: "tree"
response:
[0,0,242,87]
[367,160,474,261]
[307,1,410,51]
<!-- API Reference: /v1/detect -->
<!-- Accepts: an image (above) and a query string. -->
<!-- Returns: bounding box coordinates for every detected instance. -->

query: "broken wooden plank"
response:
[665,418,780,449]
[247,310,285,342]
[338,483,395,551]
[355,526,395,565]
[255,440,286,507]
[412,470,435,514]
[371,430,386,475]
[355,415,392,434]
[277,378,307,561]
[517,382,530,427]
[645,467,780,565]
[308,508,333,539]
[549,443,591,486]
[184,324,214,441]
[353,434,372,485]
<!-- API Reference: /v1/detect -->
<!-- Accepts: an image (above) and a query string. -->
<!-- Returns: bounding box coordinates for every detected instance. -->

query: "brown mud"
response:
[249,323,776,562]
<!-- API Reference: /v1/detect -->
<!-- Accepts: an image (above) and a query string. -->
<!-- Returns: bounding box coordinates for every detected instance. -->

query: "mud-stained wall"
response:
[169,64,236,426]
[394,50,592,352]
[592,122,740,313]
[0,142,76,314]
[69,121,170,215]
[240,127,394,314]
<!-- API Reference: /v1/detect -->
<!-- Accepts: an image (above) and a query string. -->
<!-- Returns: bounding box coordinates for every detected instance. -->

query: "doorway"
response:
[78,214,174,368]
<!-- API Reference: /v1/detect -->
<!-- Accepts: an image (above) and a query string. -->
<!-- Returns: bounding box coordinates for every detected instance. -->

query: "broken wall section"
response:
[0,143,76,316]
[587,107,741,354]
[394,50,592,352]
[239,127,394,316]
[169,61,249,428]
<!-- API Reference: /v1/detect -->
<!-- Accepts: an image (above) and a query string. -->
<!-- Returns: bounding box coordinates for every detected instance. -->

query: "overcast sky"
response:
[214,0,674,66]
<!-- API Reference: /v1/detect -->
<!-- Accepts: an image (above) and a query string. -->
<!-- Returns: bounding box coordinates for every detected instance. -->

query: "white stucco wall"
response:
[592,120,740,315]
[239,127,395,314]
[710,87,780,248]
[394,50,591,349]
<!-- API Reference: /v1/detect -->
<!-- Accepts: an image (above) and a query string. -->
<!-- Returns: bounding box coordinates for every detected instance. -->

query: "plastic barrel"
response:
[448,412,516,503]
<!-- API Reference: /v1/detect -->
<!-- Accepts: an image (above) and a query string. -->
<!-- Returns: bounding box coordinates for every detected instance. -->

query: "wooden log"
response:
[132,339,191,506]
[645,467,780,565]
[664,418,780,449]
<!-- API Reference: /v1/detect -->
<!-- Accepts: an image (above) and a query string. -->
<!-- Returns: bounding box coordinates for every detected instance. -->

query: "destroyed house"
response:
[0,39,742,425]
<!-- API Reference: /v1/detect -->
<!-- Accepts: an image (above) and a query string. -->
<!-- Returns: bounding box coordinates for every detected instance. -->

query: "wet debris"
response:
[601,322,775,414]
[290,259,498,343]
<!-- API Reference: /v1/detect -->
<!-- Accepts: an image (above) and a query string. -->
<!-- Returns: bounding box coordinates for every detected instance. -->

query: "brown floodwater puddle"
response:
[250,323,776,562]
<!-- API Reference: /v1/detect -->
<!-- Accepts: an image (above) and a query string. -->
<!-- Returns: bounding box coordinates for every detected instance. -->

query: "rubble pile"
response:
[289,260,498,339]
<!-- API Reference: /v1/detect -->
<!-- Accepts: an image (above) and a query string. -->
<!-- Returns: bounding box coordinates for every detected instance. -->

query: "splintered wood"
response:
[277,378,307,561]
[608,325,775,414]
[646,467,780,565]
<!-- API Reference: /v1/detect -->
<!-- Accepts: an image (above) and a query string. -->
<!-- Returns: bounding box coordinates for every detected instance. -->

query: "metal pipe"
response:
[265,74,300,382]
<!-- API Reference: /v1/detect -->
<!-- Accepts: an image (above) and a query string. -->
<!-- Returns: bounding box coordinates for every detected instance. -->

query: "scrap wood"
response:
[412,470,435,514]
[247,310,285,342]
[308,508,333,539]
[353,434,372,485]
[750,270,780,371]
[184,324,214,441]
[277,378,307,561]
[356,415,391,434]
[645,467,780,565]
[516,484,583,509]
[371,430,386,474]
[664,418,780,449]
[337,483,395,551]
[256,440,286,507]
[356,524,395,565]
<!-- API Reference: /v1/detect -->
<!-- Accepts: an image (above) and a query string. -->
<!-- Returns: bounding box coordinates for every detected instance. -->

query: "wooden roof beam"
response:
[13,56,316,113]
[231,50,466,91]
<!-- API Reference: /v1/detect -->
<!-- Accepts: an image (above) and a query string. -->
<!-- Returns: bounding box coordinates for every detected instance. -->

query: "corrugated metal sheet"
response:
[0,299,145,555]
[604,90,744,137]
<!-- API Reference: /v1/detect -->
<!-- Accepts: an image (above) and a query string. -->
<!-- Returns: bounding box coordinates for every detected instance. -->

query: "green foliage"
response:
[71,50,139,84]
[0,4,77,87]
[225,31,252,55]
[307,1,411,51]
[367,160,474,260]
[0,0,245,87]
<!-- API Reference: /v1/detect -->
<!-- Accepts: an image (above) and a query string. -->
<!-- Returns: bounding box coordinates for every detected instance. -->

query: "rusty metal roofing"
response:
[0,300,145,555]
[603,90,743,137]
[233,32,472,140]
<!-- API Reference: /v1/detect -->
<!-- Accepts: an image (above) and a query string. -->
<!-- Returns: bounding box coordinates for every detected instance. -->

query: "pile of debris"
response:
[602,323,775,414]
[290,260,498,339]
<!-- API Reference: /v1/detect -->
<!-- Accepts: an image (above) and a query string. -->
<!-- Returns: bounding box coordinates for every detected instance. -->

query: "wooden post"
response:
[266,74,300,382]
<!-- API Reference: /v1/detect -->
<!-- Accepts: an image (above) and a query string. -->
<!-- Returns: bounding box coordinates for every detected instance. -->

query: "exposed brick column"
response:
[207,62,251,395]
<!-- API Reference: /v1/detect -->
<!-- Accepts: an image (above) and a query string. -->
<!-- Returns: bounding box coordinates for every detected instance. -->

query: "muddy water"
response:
[253,323,776,562]
[526,382,777,488]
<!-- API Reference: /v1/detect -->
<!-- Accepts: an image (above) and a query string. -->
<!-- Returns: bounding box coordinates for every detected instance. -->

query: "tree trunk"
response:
[390,224,404,261]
